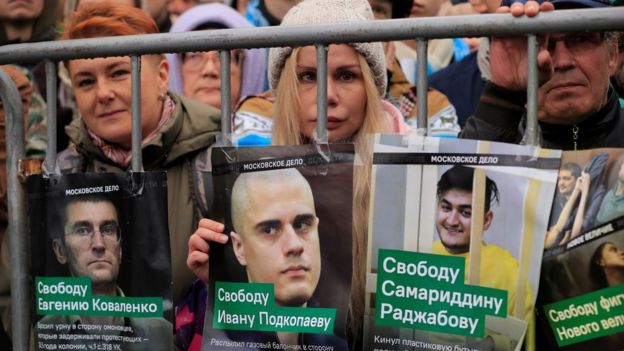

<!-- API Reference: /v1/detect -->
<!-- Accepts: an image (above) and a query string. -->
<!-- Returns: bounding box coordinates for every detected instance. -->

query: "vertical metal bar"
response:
[0,68,28,351]
[416,39,428,136]
[315,44,328,143]
[525,35,539,146]
[44,60,58,173]
[220,50,232,145]
[131,55,143,172]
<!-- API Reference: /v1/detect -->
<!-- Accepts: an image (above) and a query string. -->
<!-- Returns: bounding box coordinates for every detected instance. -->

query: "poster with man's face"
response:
[364,134,560,351]
[203,144,354,351]
[538,148,624,350]
[27,172,173,351]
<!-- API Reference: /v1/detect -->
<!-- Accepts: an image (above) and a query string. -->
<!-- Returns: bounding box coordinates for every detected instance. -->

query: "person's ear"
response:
[482,211,494,231]
[157,57,170,97]
[607,39,619,76]
[52,239,67,264]
[230,231,247,266]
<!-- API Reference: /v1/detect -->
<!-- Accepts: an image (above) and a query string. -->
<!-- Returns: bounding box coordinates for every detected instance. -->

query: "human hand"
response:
[489,1,554,90]
[577,172,590,194]
[187,218,229,283]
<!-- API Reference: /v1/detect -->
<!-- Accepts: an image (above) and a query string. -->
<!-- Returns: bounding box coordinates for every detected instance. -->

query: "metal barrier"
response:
[0,7,623,350]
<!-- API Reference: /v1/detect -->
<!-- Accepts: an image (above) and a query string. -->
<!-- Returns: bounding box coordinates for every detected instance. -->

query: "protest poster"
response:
[538,148,624,349]
[203,144,354,351]
[364,134,560,351]
[28,172,173,351]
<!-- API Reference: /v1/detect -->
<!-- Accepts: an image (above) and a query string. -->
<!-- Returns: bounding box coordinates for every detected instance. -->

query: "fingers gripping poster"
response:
[203,144,354,351]
[538,148,624,349]
[364,135,560,351]
[28,172,173,351]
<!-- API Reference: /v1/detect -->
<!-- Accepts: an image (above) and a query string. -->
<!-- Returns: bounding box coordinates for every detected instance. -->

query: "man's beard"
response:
[438,227,470,254]
[440,239,470,254]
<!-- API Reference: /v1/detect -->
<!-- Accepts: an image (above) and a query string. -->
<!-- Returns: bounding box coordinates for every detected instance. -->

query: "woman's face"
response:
[181,50,242,109]
[69,56,169,149]
[599,243,624,270]
[296,44,367,141]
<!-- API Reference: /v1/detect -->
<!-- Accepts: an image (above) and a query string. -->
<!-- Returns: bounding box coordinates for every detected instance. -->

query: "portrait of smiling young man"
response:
[432,165,533,320]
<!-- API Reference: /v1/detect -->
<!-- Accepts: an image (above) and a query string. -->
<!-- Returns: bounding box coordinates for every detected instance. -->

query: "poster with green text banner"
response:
[538,148,624,350]
[28,172,173,351]
[364,135,560,351]
[203,144,354,350]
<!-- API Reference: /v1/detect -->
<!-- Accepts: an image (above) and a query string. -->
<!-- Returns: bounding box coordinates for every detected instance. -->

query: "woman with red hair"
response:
[57,2,221,311]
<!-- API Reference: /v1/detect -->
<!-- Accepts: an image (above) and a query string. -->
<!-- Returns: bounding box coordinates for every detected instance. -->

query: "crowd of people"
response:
[1,0,623,350]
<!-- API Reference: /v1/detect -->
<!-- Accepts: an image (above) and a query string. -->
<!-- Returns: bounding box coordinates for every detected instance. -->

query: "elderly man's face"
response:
[537,32,619,125]
[436,189,492,254]
[55,201,122,288]
[232,178,321,307]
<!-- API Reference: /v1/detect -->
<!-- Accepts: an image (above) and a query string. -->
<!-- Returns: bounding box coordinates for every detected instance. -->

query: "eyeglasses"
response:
[66,223,121,243]
[541,32,605,55]
[181,50,244,72]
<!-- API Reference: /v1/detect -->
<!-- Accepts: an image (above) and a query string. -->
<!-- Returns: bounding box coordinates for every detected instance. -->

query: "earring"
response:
[158,92,166,101]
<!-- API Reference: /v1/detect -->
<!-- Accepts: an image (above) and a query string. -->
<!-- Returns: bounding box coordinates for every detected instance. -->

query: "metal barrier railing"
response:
[0,7,623,350]
[0,65,27,351]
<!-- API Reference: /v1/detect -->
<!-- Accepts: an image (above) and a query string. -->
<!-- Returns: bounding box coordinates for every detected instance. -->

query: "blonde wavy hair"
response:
[272,45,389,345]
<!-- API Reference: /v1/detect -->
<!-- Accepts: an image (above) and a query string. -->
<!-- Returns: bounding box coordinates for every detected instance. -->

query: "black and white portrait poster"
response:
[364,134,560,351]
[28,172,173,350]
[203,144,354,351]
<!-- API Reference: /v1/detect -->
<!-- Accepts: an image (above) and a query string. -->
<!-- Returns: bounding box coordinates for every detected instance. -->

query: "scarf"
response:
[88,95,175,167]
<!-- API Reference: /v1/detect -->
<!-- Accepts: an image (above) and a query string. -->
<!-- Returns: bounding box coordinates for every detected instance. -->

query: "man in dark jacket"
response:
[461,0,622,150]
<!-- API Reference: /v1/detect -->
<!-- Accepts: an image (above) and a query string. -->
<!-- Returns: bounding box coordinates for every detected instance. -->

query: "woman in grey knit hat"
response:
[187,0,412,349]
[267,0,412,347]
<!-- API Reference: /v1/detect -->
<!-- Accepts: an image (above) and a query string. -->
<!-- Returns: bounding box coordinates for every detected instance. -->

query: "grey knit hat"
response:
[268,0,387,96]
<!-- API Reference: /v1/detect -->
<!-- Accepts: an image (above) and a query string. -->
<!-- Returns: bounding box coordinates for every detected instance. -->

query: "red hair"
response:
[62,2,158,40]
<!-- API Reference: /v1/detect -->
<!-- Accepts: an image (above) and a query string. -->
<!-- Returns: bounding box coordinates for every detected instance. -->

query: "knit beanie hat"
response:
[268,0,387,96]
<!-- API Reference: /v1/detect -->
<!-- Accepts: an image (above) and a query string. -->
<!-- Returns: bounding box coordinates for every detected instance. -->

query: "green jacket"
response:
[57,92,220,305]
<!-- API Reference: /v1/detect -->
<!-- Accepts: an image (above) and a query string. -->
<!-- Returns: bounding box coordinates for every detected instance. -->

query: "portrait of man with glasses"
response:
[51,193,123,298]
[38,190,172,348]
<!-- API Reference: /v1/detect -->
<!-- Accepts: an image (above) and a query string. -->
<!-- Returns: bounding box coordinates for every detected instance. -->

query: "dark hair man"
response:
[42,194,171,348]
[549,162,582,228]
[433,166,532,323]
[0,0,57,44]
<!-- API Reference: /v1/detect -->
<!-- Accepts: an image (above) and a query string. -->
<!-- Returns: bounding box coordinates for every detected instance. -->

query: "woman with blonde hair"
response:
[186,0,411,349]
